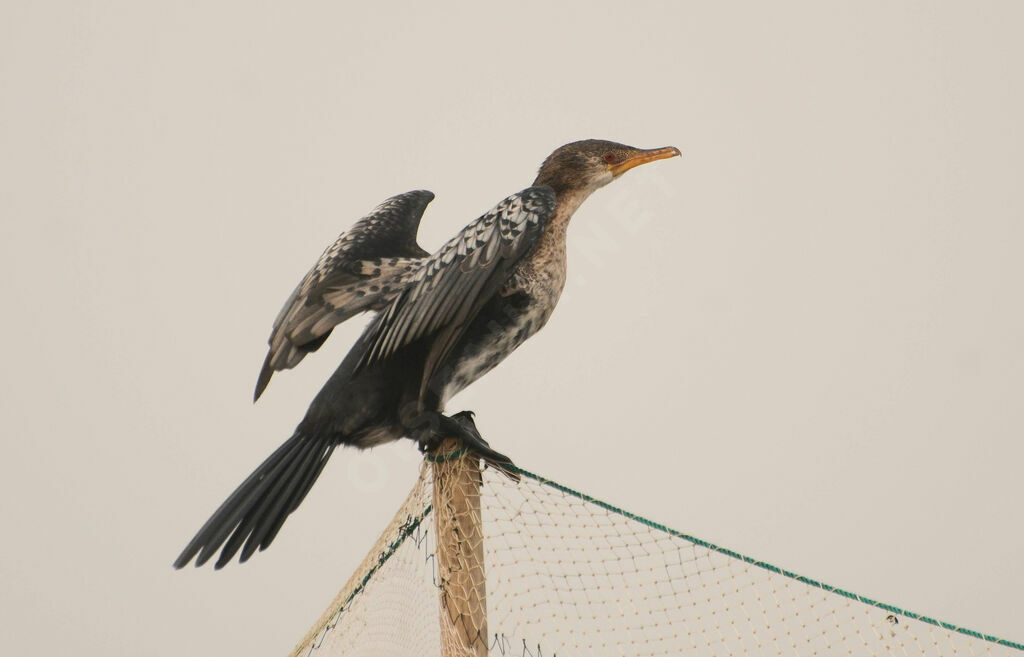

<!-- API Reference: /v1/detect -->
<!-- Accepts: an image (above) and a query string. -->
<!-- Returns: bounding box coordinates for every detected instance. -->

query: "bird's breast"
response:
[438,227,569,404]
[440,286,564,405]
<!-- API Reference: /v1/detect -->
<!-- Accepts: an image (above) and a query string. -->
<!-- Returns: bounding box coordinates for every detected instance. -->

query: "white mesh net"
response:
[289,451,1023,657]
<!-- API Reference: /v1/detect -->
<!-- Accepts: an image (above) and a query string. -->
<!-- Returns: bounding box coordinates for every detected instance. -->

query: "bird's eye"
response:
[603,153,616,164]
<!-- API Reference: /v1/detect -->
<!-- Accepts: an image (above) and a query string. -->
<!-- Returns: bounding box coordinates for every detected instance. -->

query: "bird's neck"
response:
[538,185,591,236]
[524,186,588,290]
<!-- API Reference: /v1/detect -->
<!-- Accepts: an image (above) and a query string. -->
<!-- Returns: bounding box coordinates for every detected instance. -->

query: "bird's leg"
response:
[407,409,445,454]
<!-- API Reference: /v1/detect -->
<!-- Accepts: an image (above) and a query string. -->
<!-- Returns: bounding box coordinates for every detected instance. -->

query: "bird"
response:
[174,139,680,569]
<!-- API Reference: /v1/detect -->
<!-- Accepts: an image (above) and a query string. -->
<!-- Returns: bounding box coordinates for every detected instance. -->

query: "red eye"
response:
[603,153,616,163]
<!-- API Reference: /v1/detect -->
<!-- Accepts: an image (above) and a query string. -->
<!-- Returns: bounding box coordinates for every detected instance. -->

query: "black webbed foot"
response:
[441,412,520,482]
[449,410,489,447]
[413,410,519,482]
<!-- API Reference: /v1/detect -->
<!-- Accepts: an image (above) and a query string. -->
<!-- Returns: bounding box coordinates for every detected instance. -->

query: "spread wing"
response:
[254,190,434,401]
[356,186,556,397]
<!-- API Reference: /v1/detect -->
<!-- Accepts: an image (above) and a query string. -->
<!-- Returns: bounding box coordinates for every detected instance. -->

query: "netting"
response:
[289,450,1023,657]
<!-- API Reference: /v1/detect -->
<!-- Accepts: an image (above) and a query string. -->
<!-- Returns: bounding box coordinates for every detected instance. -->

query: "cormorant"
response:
[174,139,680,569]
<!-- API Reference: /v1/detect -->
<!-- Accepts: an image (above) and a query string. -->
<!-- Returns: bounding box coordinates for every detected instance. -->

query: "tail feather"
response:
[289,444,335,514]
[259,443,335,553]
[239,439,322,562]
[211,440,315,568]
[215,442,334,568]
[184,435,306,568]
[215,504,262,569]
[173,432,333,569]
[193,437,308,568]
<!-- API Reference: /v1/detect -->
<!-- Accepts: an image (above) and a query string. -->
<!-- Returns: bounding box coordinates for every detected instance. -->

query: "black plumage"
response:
[175,140,679,568]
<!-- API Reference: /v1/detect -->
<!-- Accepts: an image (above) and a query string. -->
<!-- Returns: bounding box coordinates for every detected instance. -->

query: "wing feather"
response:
[254,190,434,400]
[354,187,556,393]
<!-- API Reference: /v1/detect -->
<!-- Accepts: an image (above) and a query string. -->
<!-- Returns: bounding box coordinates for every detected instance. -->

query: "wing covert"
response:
[254,190,434,401]
[355,186,556,388]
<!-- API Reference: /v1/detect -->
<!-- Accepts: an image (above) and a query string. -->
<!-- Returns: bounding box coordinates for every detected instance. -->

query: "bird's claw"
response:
[418,435,442,453]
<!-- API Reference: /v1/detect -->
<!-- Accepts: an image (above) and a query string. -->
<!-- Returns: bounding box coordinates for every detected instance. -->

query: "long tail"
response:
[173,432,335,569]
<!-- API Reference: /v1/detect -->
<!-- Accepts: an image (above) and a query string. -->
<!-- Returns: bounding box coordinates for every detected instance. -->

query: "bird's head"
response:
[534,139,680,198]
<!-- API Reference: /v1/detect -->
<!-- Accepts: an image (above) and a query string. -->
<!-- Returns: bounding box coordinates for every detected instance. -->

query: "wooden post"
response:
[432,439,488,657]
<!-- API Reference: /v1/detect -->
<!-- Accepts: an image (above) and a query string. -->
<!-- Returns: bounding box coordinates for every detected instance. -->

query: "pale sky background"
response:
[2,2,1022,655]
